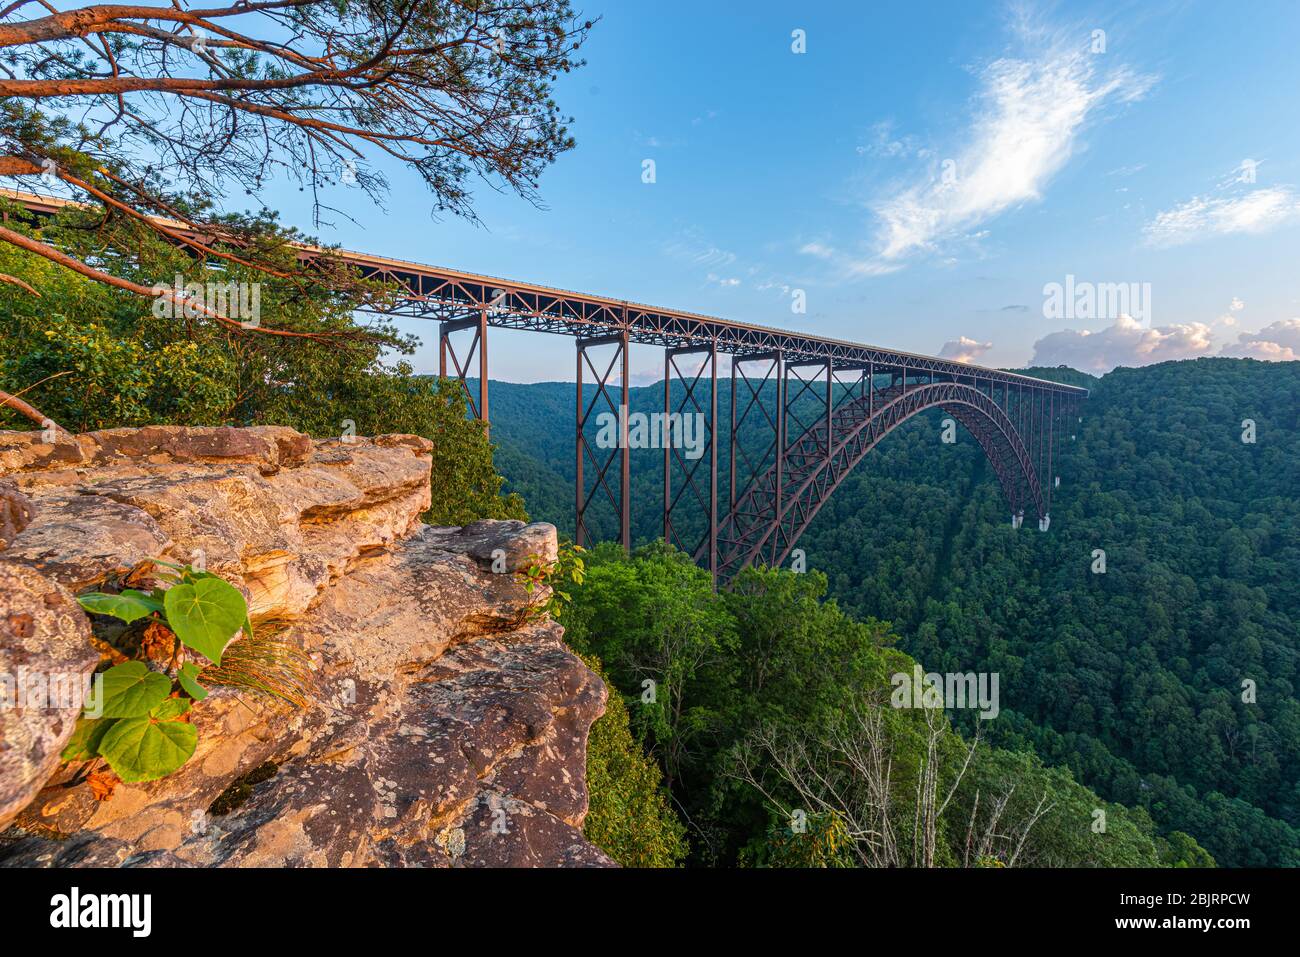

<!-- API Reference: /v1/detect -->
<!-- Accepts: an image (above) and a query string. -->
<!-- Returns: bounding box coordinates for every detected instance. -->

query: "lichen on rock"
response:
[0,425,612,867]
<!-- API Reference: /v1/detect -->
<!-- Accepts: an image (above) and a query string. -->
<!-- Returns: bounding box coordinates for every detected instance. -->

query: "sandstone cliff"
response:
[0,425,612,867]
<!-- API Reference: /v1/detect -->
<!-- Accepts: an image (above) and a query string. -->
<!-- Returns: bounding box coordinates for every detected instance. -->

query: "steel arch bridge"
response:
[6,190,1088,582]
[345,247,1084,583]
[711,377,1047,580]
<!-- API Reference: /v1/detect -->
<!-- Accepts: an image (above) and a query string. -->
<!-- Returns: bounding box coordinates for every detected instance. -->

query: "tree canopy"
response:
[0,0,590,330]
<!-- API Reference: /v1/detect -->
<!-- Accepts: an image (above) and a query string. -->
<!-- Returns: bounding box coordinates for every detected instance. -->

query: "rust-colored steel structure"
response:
[6,190,1087,581]
[323,247,1086,580]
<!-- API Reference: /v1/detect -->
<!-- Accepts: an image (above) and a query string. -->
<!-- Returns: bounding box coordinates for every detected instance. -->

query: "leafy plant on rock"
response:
[519,541,586,619]
[65,562,251,782]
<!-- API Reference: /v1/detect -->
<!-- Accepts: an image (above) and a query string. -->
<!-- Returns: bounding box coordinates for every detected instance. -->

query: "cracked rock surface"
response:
[0,426,611,867]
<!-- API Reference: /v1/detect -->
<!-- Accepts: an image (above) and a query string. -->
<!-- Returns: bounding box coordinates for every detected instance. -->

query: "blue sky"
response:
[267,0,1300,381]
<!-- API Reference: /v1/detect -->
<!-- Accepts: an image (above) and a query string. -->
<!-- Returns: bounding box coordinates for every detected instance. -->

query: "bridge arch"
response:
[715,381,1046,577]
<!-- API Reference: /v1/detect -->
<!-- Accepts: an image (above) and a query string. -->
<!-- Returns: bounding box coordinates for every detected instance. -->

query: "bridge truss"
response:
[338,249,1087,582]
[5,190,1088,582]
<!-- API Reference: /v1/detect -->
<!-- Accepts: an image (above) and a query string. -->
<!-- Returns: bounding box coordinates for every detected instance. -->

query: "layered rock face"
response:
[0,426,611,867]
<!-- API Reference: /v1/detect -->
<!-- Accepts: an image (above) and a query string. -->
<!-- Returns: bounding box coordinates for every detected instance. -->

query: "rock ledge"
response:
[0,426,611,867]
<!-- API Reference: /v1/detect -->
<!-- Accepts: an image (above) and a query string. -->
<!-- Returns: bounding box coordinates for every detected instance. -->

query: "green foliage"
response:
[829,359,1300,867]
[75,590,163,624]
[1157,831,1218,868]
[63,670,199,784]
[563,542,738,794]
[177,663,209,702]
[0,200,524,526]
[80,563,245,672]
[561,543,1173,867]
[93,661,172,719]
[740,811,855,869]
[518,541,586,619]
[67,563,250,782]
[579,654,688,868]
[96,698,198,783]
[61,715,116,763]
[950,748,1213,867]
[161,577,247,666]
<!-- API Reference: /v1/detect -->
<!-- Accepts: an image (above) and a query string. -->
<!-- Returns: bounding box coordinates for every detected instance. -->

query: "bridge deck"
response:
[3,188,1086,398]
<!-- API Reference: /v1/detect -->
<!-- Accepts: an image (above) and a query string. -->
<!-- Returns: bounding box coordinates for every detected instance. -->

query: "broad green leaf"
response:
[163,577,247,665]
[95,661,171,719]
[61,717,117,761]
[186,572,249,641]
[177,663,208,701]
[98,713,197,783]
[76,589,163,624]
[151,697,191,720]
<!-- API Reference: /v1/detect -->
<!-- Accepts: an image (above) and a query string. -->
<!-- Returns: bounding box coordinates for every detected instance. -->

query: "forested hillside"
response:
[485,358,1300,866]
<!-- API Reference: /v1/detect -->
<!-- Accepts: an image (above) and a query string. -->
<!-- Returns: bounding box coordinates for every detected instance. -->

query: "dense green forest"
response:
[484,357,1300,867]
[564,544,1212,867]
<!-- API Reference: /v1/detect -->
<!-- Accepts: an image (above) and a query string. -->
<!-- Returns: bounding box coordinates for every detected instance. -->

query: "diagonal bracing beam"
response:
[575,331,631,550]
[663,343,718,580]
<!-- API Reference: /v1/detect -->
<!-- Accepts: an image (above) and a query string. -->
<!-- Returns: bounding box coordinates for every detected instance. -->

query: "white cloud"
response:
[857,120,927,160]
[707,273,741,287]
[938,336,993,363]
[796,239,902,277]
[1030,314,1214,371]
[1214,297,1245,328]
[856,35,1151,272]
[1144,187,1300,247]
[798,241,835,260]
[662,235,737,269]
[1221,318,1300,361]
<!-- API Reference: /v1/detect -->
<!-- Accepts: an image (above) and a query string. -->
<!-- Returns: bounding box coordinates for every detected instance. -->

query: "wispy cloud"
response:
[664,230,802,298]
[848,23,1152,274]
[798,241,836,260]
[662,235,737,269]
[1144,186,1300,247]
[875,59,1148,262]
[938,336,993,363]
[856,120,931,161]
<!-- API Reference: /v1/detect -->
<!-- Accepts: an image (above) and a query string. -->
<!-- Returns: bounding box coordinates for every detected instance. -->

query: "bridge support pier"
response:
[663,343,718,581]
[575,332,631,551]
[714,352,783,577]
[439,310,489,433]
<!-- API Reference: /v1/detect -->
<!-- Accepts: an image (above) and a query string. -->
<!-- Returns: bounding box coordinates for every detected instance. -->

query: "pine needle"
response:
[200,622,313,709]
